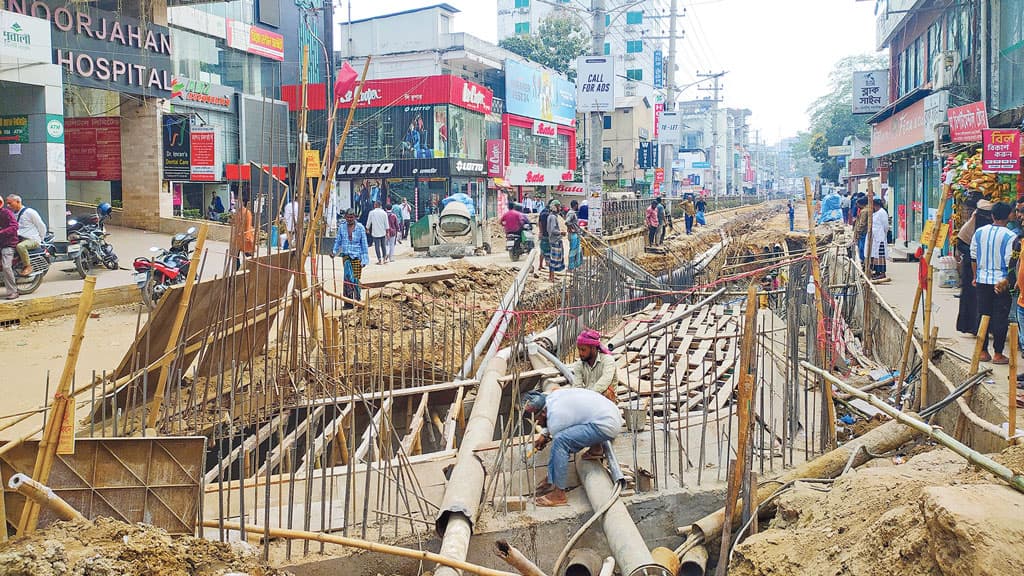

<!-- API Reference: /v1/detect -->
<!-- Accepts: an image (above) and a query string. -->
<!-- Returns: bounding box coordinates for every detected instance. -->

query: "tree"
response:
[498,15,589,81]
[802,54,888,183]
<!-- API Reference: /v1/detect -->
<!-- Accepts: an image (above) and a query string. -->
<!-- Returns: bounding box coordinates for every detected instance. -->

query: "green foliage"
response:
[182,208,201,220]
[498,15,589,81]
[802,53,888,183]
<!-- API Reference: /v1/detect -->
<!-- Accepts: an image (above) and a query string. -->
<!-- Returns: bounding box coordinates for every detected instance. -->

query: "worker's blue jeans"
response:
[547,423,616,489]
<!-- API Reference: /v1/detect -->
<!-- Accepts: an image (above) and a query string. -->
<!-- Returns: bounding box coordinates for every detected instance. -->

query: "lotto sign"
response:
[576,56,615,112]
[981,129,1021,174]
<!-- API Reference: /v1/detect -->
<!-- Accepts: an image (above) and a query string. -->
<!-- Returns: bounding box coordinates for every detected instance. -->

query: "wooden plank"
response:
[255,407,322,478]
[442,387,465,451]
[400,393,430,456]
[298,404,353,471]
[359,270,456,288]
[353,398,393,463]
[206,413,287,484]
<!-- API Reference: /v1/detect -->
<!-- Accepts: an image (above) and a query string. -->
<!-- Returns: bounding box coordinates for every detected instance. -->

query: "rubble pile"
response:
[730,444,1024,576]
[0,518,290,576]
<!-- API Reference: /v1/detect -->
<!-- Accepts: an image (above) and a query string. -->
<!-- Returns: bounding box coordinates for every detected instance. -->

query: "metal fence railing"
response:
[597,194,767,235]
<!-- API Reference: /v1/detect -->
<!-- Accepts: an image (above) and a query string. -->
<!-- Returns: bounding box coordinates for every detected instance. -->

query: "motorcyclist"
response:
[6,194,46,276]
[500,202,528,236]
[0,196,20,299]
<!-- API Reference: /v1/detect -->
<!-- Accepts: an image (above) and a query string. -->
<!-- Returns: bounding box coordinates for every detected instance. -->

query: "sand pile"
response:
[730,444,1024,576]
[0,517,290,576]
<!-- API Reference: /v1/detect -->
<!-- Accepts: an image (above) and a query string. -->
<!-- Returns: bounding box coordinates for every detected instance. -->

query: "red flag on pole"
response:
[333,62,358,104]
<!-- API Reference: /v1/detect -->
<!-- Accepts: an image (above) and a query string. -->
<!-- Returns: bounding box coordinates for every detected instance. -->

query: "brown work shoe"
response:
[992,353,1009,365]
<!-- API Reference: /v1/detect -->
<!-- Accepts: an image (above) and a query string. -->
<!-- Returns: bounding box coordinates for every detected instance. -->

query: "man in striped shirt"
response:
[971,201,1016,364]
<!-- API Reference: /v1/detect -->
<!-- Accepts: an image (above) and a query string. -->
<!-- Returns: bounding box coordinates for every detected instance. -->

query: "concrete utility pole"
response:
[587,0,606,206]
[698,71,724,206]
[659,0,678,196]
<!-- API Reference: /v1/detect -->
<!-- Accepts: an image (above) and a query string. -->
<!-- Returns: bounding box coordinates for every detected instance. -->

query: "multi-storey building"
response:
[497,0,672,100]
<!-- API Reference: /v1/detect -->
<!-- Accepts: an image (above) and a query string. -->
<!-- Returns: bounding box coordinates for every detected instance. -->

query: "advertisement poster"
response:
[486,139,506,177]
[396,104,439,159]
[65,117,121,181]
[0,115,28,143]
[576,56,614,112]
[897,204,907,242]
[948,102,988,143]
[588,190,603,233]
[162,114,191,181]
[190,127,216,181]
[981,129,1021,173]
[851,70,888,115]
[504,58,576,125]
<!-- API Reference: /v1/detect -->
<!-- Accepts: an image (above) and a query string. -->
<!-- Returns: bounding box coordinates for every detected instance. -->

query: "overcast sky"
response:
[340,0,884,144]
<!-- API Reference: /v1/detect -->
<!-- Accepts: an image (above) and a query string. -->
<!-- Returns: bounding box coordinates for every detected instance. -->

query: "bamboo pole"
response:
[920,327,938,411]
[8,473,85,522]
[714,283,757,576]
[803,177,836,449]
[204,521,520,576]
[955,314,991,441]
[1009,323,1019,446]
[17,276,95,534]
[802,362,1024,494]
[896,186,950,399]
[494,540,549,576]
[146,224,208,430]
[916,265,935,411]
[863,180,874,356]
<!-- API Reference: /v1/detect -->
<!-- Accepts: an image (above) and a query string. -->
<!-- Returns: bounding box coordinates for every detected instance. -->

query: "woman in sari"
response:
[566,200,582,270]
[546,200,566,281]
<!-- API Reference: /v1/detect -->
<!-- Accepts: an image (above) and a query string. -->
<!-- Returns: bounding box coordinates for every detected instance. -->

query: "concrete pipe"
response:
[650,547,681,575]
[678,545,708,576]
[564,548,604,576]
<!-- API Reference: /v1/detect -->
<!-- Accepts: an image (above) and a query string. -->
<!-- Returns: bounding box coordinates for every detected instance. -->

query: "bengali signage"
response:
[226,18,283,61]
[947,101,988,143]
[0,8,50,64]
[170,76,234,111]
[576,55,614,113]
[486,139,505,178]
[6,0,173,97]
[189,127,216,181]
[852,70,888,115]
[162,114,191,181]
[981,129,1021,174]
[828,145,853,157]
[504,58,576,126]
[64,117,121,181]
[870,99,926,157]
[0,115,28,143]
[923,90,949,143]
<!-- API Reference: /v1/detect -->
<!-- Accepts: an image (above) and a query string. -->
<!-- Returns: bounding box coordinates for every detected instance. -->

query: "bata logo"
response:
[337,163,394,175]
[456,161,484,172]
[525,171,546,183]
[533,122,557,137]
[462,83,486,107]
[339,88,382,105]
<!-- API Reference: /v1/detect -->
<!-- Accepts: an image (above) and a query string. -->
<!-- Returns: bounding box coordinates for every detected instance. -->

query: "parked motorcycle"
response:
[1,232,55,295]
[133,226,198,309]
[67,203,118,279]
[506,221,536,262]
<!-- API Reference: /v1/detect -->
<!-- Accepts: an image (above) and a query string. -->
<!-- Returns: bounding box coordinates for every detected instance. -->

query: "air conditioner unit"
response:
[933,51,959,90]
[624,53,637,61]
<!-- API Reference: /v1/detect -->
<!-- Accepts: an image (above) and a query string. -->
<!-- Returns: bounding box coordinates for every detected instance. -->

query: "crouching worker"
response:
[522,388,623,507]
[570,329,618,402]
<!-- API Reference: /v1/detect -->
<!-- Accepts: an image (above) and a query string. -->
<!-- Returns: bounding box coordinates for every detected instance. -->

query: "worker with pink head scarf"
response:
[570,329,618,403]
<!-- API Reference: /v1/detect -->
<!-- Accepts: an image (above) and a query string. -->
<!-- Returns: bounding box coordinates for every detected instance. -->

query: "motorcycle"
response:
[506,221,536,262]
[1,232,54,295]
[133,226,197,309]
[68,203,117,279]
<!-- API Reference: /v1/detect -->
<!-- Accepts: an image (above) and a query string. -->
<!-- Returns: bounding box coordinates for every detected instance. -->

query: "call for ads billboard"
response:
[504,58,576,126]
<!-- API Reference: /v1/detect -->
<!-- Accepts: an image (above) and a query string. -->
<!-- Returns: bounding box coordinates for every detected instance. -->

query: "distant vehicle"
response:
[2,232,55,295]
[67,203,118,278]
[133,226,198,309]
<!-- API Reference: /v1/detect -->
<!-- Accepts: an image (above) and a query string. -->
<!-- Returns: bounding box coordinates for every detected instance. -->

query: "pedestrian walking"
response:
[683,196,696,235]
[957,198,991,336]
[566,200,582,270]
[230,191,255,272]
[366,201,389,265]
[332,209,369,305]
[656,197,667,244]
[538,203,551,271]
[385,208,400,262]
[546,200,566,281]
[869,198,890,281]
[788,200,796,232]
[522,388,623,507]
[281,196,299,250]
[400,198,412,240]
[840,192,851,224]
[971,201,1015,364]
[852,197,869,260]
[645,200,659,245]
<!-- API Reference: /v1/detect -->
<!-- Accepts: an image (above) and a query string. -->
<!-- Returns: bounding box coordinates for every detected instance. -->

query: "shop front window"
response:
[342,105,485,161]
[170,27,264,95]
[508,125,569,170]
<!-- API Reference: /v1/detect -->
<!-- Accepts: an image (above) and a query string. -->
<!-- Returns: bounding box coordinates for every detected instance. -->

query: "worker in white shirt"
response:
[5,195,46,276]
[365,201,390,265]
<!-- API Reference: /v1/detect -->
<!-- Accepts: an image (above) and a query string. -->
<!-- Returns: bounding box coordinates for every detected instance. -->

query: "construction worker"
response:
[569,329,618,402]
[523,388,623,507]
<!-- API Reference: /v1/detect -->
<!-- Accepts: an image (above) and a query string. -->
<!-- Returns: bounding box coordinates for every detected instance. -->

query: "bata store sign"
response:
[336,75,493,115]
[505,166,570,186]
[532,120,557,139]
[6,0,172,97]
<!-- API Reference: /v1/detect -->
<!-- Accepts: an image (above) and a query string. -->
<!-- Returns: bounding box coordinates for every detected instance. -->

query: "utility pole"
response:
[587,0,606,218]
[659,0,678,197]
[698,71,725,207]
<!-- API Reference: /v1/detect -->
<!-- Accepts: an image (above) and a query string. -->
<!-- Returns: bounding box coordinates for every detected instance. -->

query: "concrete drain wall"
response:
[284,487,726,576]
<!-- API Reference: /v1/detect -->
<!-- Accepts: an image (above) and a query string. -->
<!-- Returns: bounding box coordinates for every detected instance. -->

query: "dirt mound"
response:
[0,517,289,576]
[730,446,1024,576]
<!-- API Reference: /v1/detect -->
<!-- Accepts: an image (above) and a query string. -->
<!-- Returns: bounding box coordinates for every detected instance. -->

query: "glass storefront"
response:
[170,27,269,96]
[342,104,486,162]
[508,125,570,169]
